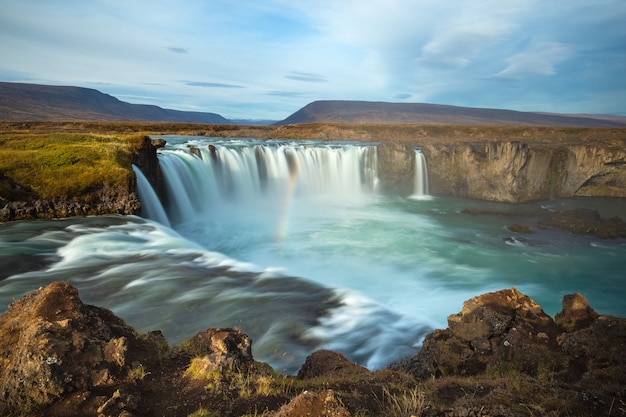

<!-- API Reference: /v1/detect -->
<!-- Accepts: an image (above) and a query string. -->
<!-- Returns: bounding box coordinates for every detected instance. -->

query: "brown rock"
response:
[447,288,552,342]
[539,208,626,238]
[555,293,599,331]
[274,390,351,417]
[508,223,534,233]
[399,288,561,380]
[0,282,165,415]
[297,350,370,379]
[185,327,254,373]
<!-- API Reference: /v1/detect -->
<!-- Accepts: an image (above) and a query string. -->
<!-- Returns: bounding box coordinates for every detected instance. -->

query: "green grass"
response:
[0,132,146,199]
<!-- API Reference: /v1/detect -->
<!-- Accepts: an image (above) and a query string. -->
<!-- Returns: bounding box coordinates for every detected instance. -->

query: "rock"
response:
[539,208,626,238]
[297,350,370,379]
[188,145,202,159]
[555,293,599,331]
[508,223,534,233]
[398,288,561,379]
[274,390,351,417]
[396,288,626,397]
[150,138,167,149]
[447,288,552,342]
[0,282,165,415]
[185,327,254,373]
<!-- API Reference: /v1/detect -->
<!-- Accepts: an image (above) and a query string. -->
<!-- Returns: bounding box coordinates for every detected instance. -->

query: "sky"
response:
[1,0,625,120]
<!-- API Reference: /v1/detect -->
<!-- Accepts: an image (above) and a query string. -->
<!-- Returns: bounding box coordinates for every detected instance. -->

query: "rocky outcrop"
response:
[0,135,161,222]
[0,282,167,414]
[0,186,142,221]
[393,288,626,415]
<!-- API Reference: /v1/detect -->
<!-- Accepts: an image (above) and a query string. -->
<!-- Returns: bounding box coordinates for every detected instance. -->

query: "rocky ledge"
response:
[1,283,624,417]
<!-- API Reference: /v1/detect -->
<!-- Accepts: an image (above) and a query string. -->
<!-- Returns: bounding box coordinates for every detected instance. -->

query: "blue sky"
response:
[1,0,625,120]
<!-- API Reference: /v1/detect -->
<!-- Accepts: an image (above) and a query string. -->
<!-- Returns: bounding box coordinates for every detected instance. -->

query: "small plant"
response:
[187,407,219,417]
[128,363,150,381]
[378,387,428,417]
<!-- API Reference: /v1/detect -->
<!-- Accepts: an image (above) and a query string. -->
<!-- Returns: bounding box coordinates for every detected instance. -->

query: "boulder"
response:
[184,327,254,373]
[297,350,370,379]
[555,293,599,331]
[0,282,165,415]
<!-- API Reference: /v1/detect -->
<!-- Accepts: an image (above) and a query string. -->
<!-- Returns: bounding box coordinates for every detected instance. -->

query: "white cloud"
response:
[493,42,572,80]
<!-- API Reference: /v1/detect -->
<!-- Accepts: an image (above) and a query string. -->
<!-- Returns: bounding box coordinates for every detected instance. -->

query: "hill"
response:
[0,82,231,123]
[276,100,626,128]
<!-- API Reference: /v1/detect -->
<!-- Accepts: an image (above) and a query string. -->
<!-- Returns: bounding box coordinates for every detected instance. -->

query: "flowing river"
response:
[1,136,625,374]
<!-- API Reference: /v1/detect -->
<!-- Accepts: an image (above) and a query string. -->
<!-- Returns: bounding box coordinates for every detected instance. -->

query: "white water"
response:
[2,136,626,374]
[132,165,171,227]
[410,148,431,200]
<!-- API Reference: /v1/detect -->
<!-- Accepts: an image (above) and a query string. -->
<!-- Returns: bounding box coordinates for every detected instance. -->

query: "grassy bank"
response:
[0,131,146,200]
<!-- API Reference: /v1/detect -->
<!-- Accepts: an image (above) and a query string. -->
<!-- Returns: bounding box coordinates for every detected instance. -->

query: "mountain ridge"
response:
[276,100,626,128]
[2,82,625,127]
[0,82,231,124]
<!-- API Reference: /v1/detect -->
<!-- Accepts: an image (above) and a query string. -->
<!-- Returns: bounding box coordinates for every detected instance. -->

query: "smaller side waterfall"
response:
[132,165,171,227]
[411,148,430,199]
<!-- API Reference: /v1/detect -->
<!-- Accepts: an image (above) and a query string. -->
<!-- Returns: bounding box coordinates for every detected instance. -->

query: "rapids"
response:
[1,135,625,374]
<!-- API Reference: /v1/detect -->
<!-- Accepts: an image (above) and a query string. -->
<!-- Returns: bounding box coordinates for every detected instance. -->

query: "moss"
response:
[0,132,145,199]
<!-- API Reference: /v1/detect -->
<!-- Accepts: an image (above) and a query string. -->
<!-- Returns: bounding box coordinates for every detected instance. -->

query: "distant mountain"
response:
[0,82,231,123]
[276,100,626,128]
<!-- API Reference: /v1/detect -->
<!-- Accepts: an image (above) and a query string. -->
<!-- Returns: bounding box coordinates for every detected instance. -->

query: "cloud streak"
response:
[183,81,245,89]
[285,72,328,83]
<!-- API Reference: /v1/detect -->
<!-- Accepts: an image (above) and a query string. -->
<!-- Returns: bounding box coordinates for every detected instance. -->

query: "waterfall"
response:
[411,148,430,199]
[135,139,380,239]
[132,165,171,227]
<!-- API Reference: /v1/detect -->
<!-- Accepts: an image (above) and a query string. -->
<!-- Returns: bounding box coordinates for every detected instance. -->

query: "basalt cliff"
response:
[1,282,624,416]
[376,135,626,202]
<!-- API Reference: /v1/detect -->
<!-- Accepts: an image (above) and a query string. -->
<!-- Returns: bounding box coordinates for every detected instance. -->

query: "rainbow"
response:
[276,166,300,242]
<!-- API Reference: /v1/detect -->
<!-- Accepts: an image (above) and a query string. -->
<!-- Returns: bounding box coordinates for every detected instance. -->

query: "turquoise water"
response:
[1,137,625,374]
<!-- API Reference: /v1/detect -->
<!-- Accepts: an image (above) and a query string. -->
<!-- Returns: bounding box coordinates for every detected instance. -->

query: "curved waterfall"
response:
[144,139,380,232]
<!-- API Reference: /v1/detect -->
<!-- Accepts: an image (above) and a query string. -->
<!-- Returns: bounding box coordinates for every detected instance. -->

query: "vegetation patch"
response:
[0,132,146,199]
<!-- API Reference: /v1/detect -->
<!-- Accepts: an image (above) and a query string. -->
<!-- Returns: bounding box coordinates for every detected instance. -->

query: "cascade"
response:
[137,139,380,232]
[411,148,430,198]
[132,165,171,227]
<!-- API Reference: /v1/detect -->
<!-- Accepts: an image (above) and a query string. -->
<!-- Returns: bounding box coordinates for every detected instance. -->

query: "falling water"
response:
[132,165,171,227]
[149,140,381,242]
[410,148,430,199]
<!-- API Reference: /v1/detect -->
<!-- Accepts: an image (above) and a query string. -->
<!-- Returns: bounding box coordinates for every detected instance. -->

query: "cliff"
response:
[377,139,626,202]
[1,283,624,416]
[0,133,162,222]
